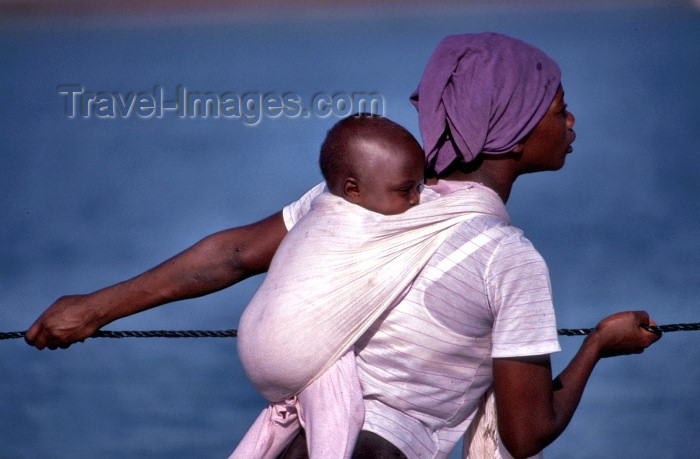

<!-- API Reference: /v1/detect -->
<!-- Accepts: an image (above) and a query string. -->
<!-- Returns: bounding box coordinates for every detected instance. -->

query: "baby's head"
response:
[320,114,425,215]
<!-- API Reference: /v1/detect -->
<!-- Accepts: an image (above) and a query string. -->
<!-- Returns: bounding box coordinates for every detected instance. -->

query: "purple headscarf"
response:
[410,33,561,174]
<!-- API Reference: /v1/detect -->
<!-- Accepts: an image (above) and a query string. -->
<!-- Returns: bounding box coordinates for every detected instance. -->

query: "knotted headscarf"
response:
[410,33,561,174]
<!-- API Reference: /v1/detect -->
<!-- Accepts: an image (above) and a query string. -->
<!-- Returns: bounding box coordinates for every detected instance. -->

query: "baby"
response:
[233,114,425,459]
[319,114,425,216]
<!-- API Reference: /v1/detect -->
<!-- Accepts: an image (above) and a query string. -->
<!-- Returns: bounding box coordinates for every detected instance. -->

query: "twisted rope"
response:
[0,329,237,340]
[2,323,700,341]
[556,323,700,336]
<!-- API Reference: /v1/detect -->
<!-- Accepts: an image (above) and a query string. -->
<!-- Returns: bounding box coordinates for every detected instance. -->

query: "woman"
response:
[26,33,660,458]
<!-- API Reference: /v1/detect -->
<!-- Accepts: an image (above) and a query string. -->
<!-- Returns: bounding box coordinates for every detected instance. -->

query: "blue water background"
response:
[1,2,699,457]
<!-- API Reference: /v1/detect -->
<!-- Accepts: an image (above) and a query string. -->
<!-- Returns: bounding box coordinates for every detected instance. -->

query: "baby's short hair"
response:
[319,114,418,193]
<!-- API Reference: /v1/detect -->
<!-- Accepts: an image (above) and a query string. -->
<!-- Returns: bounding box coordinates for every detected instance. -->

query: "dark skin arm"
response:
[493,311,661,459]
[25,211,288,350]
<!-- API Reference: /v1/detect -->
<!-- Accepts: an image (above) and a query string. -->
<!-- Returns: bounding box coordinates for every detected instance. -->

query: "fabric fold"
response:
[238,185,506,402]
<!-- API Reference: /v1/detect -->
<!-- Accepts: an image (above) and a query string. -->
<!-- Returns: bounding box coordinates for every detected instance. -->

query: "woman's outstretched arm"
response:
[25,211,288,350]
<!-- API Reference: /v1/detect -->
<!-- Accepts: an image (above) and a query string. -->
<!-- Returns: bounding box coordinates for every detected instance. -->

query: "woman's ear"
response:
[512,143,524,154]
[342,177,361,202]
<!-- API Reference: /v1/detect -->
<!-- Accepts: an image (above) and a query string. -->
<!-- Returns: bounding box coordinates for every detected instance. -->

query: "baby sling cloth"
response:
[238,185,507,401]
[235,185,516,458]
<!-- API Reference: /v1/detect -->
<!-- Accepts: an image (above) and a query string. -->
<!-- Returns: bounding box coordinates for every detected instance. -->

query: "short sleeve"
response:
[486,231,561,358]
[282,182,326,230]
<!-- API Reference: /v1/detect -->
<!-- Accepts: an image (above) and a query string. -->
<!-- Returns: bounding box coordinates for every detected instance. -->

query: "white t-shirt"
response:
[283,181,560,458]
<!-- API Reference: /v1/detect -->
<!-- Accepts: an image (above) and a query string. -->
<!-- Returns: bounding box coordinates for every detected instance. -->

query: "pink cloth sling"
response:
[237,187,506,402]
[229,351,362,459]
[232,185,537,458]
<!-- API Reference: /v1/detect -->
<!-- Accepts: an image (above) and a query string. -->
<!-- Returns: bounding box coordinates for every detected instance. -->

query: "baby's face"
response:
[355,140,425,215]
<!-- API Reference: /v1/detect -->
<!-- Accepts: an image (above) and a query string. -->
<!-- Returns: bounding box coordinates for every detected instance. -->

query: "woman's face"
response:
[517,85,576,173]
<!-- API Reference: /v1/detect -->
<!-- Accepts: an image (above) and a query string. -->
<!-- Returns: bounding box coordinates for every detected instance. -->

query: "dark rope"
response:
[2,323,700,341]
[0,329,237,340]
[557,323,700,336]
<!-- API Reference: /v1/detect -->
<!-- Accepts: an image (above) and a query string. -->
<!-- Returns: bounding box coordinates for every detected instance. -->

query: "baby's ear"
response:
[342,177,361,201]
[512,143,524,154]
